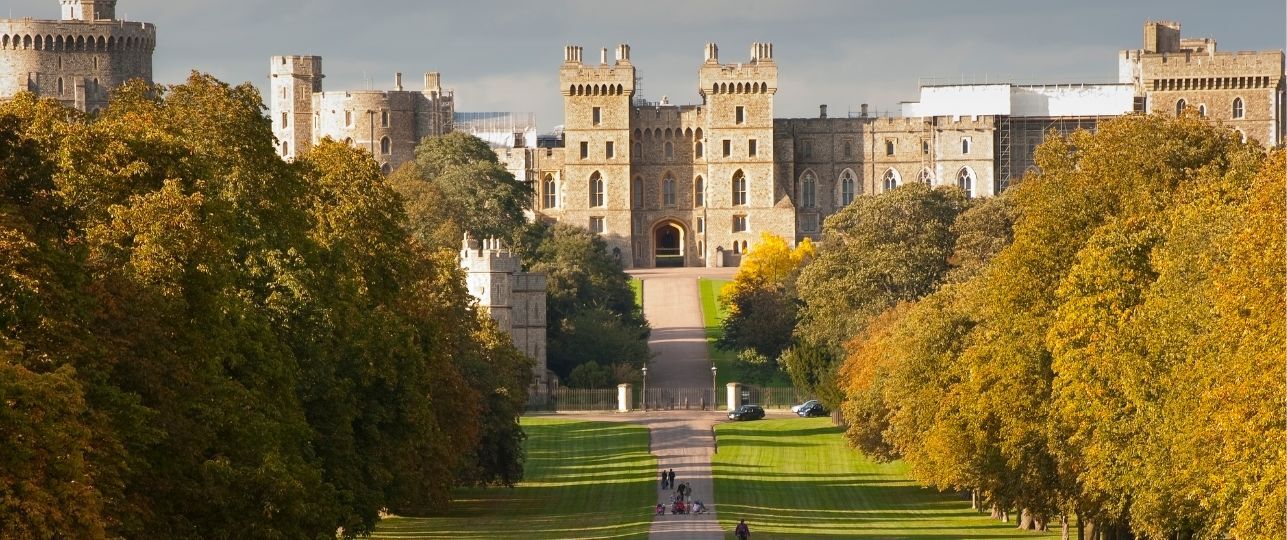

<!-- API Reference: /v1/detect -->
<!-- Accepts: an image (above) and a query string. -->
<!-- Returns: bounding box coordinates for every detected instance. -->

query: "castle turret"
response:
[60,0,116,21]
[269,55,323,161]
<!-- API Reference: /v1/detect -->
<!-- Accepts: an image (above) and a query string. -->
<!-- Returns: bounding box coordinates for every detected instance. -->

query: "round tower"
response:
[1,0,155,112]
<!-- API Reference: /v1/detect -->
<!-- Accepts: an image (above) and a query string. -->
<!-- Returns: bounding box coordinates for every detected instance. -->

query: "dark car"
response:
[728,404,765,421]
[797,402,828,417]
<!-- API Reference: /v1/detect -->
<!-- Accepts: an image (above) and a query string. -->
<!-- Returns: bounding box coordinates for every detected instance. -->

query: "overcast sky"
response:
[6,1,1284,130]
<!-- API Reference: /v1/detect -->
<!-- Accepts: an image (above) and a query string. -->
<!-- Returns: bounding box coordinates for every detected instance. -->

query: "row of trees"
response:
[0,76,535,538]
[724,113,1283,538]
[386,132,650,388]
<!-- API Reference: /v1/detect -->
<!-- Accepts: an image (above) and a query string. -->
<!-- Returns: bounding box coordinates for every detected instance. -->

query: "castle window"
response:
[801,171,817,208]
[918,168,933,186]
[722,139,731,157]
[957,167,975,198]
[280,87,286,99]
[664,141,673,160]
[345,110,353,127]
[580,141,589,159]
[589,217,605,234]
[800,213,819,233]
[606,141,615,159]
[961,137,971,154]
[697,217,705,233]
[694,176,705,207]
[922,140,929,155]
[1197,104,1206,118]
[663,176,676,207]
[590,172,606,207]
[380,137,392,155]
[843,140,852,158]
[733,215,748,233]
[1232,97,1245,119]
[633,141,641,157]
[282,142,289,156]
[736,106,745,124]
[695,141,704,158]
[1175,99,1186,116]
[802,140,812,158]
[381,163,392,175]
[381,110,389,127]
[281,112,288,128]
[592,107,601,126]
[885,139,895,156]
[631,176,643,209]
[748,139,757,157]
[840,170,856,206]
[543,175,557,209]
[57,78,64,96]
[882,168,900,192]
[732,171,747,206]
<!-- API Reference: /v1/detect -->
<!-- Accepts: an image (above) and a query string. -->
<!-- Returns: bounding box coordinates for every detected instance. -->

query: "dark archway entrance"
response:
[653,221,685,268]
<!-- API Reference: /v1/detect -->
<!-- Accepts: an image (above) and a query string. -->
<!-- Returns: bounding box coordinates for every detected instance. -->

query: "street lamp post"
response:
[711,366,718,411]
[641,366,648,412]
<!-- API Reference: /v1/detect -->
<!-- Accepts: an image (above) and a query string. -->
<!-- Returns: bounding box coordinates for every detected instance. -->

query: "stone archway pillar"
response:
[618,383,633,412]
[726,382,741,412]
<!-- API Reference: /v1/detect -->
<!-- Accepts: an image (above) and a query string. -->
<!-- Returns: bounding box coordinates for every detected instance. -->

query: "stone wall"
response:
[0,17,155,111]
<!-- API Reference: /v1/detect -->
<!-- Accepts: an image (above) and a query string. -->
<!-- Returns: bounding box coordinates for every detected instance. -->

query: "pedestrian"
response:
[735,519,750,539]
[667,468,675,488]
[660,469,668,490]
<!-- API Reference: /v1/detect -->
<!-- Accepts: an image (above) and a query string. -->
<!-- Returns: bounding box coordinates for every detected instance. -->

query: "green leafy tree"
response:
[395,132,532,242]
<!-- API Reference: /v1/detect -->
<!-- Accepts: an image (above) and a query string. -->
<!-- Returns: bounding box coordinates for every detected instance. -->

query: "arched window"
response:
[1197,104,1206,118]
[344,137,354,146]
[282,142,289,155]
[57,77,63,95]
[1176,99,1186,116]
[590,172,605,207]
[664,141,674,160]
[957,167,975,198]
[800,171,817,208]
[839,169,856,206]
[694,176,705,207]
[543,175,557,209]
[694,141,703,158]
[633,141,641,157]
[961,137,971,154]
[381,163,392,175]
[663,176,676,207]
[631,176,643,209]
[918,168,933,185]
[882,169,900,192]
[732,171,747,206]
[380,137,391,155]
[1232,97,1245,119]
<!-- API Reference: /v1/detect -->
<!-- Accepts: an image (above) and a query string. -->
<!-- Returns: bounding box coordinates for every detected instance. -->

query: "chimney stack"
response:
[860,103,869,117]
[395,72,403,91]
[616,43,631,64]
[820,104,828,119]
[424,72,442,93]
[601,47,608,65]
[564,45,584,64]
[704,42,719,63]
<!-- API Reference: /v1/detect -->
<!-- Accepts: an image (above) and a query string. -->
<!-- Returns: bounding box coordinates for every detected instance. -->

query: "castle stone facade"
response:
[269,55,454,173]
[526,23,1282,268]
[460,235,550,391]
[0,0,155,112]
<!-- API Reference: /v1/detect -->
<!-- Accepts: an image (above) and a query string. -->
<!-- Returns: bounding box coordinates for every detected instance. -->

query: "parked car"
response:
[790,399,819,414]
[797,402,828,417]
[728,404,766,421]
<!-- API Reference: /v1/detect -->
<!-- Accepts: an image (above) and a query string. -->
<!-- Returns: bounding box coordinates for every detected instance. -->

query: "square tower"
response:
[269,56,323,161]
[60,0,116,21]
[558,44,636,260]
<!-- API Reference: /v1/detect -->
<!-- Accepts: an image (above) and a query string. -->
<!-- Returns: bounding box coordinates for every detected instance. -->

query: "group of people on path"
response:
[653,468,748,537]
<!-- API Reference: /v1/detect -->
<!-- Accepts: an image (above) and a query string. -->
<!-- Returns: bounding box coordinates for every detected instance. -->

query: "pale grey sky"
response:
[7,1,1285,130]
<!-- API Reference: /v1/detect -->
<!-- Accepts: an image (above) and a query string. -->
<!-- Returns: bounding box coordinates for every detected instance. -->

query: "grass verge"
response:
[372,418,656,539]
[630,278,643,310]
[698,278,790,388]
[712,418,1059,539]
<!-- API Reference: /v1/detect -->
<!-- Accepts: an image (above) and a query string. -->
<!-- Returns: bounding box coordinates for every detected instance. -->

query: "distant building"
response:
[460,235,552,391]
[519,22,1283,268]
[0,0,155,112]
[269,56,455,173]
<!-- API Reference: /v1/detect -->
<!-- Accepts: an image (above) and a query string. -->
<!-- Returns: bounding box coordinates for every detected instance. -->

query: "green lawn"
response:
[630,278,644,309]
[713,419,1059,539]
[372,418,656,539]
[698,278,791,388]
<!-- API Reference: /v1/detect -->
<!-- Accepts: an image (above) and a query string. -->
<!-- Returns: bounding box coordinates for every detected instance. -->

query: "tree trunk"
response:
[971,489,979,511]
[1002,508,1010,523]
[991,504,1003,520]
[1019,508,1035,530]
[1061,514,1070,540]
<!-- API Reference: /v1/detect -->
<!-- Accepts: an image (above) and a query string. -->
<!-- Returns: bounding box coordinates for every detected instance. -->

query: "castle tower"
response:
[269,55,323,161]
[60,0,116,21]
[559,43,636,259]
[697,42,794,265]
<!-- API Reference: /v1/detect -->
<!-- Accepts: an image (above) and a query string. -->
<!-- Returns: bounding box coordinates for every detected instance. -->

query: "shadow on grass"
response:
[371,419,655,540]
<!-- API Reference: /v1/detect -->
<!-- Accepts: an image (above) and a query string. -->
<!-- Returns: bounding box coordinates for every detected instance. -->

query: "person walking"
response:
[735,519,750,539]
[660,469,668,490]
[667,468,675,489]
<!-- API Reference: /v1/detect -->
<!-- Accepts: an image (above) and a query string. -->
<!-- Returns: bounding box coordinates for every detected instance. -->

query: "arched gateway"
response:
[652,220,686,268]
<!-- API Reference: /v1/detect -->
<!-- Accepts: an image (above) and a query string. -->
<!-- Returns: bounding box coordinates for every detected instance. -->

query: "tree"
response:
[395,132,532,243]
[718,233,812,361]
